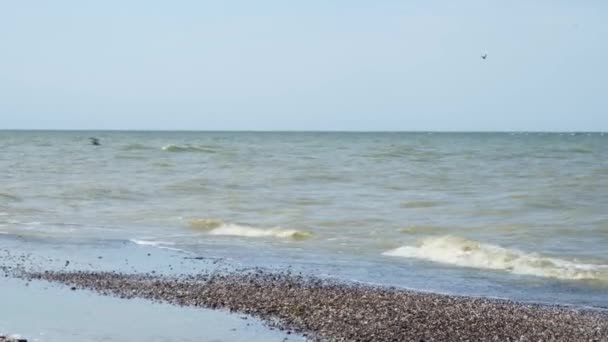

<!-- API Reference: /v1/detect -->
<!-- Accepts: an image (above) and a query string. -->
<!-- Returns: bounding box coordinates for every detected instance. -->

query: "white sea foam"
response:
[208,224,310,239]
[129,239,176,246]
[129,239,187,253]
[383,235,608,281]
[162,144,218,153]
[189,218,311,240]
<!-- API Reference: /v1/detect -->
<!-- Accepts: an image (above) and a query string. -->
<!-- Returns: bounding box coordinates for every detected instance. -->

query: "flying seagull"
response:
[481,53,488,60]
[89,137,101,146]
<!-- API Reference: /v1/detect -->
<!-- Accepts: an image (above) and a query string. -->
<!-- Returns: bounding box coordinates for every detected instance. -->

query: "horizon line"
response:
[0,129,606,134]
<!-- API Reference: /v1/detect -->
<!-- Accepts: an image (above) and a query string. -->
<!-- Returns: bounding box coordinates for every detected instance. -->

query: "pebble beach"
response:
[17,269,608,341]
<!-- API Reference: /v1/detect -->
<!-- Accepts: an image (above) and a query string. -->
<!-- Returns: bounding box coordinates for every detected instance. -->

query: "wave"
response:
[129,239,187,253]
[188,218,311,240]
[209,225,312,239]
[366,145,421,159]
[60,186,140,201]
[367,146,446,161]
[152,162,173,168]
[189,218,225,230]
[383,235,608,281]
[399,225,446,234]
[548,147,594,154]
[130,239,176,247]
[165,179,209,193]
[162,144,219,153]
[293,197,333,206]
[292,172,346,183]
[0,192,21,202]
[122,143,154,151]
[399,200,439,209]
[399,224,531,235]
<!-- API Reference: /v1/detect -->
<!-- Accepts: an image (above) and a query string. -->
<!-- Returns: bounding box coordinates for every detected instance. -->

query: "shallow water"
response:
[1,131,607,307]
[0,276,301,342]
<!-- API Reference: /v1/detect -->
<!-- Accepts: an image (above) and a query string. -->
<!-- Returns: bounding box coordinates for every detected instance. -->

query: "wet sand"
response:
[20,270,608,341]
[0,273,299,342]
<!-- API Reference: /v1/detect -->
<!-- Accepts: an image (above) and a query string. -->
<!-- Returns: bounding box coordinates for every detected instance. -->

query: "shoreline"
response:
[2,237,607,341]
[17,269,608,341]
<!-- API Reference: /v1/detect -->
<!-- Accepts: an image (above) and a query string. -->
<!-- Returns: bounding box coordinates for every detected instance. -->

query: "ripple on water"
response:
[0,192,21,202]
[399,200,439,209]
[162,144,220,153]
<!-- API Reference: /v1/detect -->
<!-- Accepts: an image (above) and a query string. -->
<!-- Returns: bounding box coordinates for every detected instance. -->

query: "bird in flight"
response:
[481,53,488,60]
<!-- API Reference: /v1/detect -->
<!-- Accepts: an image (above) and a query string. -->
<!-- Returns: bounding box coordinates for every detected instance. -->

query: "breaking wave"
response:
[162,144,219,153]
[188,218,311,240]
[189,218,225,230]
[383,235,608,281]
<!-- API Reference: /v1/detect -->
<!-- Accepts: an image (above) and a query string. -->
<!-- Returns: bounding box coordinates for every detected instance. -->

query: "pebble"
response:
[17,269,608,341]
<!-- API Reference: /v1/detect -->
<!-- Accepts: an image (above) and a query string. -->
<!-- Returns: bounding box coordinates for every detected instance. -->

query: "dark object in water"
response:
[0,337,28,342]
[481,53,488,59]
[89,137,100,146]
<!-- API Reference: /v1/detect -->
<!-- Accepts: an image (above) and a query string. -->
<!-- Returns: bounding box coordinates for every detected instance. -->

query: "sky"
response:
[0,1,606,131]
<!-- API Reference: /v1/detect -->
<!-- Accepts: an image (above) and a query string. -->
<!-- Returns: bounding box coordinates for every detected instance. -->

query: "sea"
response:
[1,131,607,309]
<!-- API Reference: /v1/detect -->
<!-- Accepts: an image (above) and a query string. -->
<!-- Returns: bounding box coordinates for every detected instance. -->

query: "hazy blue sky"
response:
[1,1,606,131]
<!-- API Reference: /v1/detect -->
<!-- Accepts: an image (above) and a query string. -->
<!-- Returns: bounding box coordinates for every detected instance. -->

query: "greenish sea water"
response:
[1,131,607,307]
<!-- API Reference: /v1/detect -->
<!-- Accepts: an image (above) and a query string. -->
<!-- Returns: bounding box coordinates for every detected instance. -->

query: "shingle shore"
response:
[22,270,608,342]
